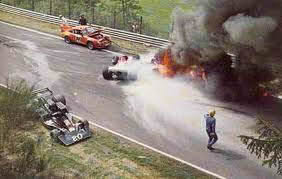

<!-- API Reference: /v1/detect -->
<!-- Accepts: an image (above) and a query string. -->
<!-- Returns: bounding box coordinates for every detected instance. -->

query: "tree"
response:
[96,0,122,28]
[110,0,141,30]
[239,116,282,175]
[89,0,98,23]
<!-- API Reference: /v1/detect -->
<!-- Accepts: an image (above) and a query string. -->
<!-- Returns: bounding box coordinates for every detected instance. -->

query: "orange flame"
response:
[157,50,175,77]
[156,49,207,82]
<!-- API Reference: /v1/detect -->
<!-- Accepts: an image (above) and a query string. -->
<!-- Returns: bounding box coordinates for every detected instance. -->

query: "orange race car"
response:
[60,25,112,50]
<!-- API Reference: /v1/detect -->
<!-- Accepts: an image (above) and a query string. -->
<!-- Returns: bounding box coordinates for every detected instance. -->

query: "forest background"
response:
[0,0,192,38]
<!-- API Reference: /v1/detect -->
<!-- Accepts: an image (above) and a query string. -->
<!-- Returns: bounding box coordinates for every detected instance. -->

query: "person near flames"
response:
[205,109,218,150]
[79,14,87,25]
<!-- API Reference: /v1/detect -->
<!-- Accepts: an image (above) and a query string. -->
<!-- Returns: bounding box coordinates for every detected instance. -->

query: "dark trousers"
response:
[206,130,218,147]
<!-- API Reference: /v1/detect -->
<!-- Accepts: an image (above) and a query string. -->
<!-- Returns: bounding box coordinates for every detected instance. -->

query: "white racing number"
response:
[72,133,83,142]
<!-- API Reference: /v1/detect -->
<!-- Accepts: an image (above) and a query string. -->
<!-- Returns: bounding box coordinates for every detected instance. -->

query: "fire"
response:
[155,49,206,83]
[156,49,176,77]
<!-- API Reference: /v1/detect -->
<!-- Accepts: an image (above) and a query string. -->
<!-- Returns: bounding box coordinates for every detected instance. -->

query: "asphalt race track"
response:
[0,22,281,179]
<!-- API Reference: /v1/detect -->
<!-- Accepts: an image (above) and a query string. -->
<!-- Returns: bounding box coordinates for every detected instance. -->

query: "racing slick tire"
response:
[83,120,89,129]
[52,95,66,105]
[102,67,114,80]
[50,129,61,143]
[79,119,89,130]
[87,41,95,50]
[64,36,71,44]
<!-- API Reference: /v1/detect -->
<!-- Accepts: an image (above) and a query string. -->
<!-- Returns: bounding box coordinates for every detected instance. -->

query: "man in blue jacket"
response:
[205,110,218,150]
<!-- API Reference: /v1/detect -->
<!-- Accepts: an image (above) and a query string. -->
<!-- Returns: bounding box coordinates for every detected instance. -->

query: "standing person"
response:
[79,14,87,25]
[205,110,218,150]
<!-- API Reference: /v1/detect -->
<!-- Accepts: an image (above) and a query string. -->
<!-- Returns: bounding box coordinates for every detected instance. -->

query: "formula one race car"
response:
[60,24,111,49]
[103,55,140,80]
[32,88,91,145]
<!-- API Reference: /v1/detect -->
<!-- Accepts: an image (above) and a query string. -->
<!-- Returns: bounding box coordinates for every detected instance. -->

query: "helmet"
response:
[208,110,216,117]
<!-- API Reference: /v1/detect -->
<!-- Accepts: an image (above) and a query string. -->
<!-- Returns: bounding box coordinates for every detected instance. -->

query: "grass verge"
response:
[0,10,156,54]
[0,83,213,178]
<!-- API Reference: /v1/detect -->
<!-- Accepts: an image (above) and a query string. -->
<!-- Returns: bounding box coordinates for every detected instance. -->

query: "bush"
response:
[0,80,51,177]
[239,116,282,175]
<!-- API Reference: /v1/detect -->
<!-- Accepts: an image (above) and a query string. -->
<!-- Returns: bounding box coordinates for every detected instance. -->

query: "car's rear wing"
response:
[32,87,53,96]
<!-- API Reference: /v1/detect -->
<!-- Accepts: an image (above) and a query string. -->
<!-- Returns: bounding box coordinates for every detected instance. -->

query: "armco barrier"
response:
[0,3,171,48]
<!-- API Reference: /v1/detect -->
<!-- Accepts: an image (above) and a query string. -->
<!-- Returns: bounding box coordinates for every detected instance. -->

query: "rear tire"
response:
[79,119,89,130]
[52,95,66,105]
[87,41,94,50]
[64,36,71,44]
[102,68,114,80]
[82,119,89,130]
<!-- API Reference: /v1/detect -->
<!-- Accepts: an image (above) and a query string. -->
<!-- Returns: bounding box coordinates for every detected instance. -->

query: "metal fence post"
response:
[68,0,71,18]
[92,6,95,24]
[49,0,52,15]
[139,16,143,34]
[31,0,35,11]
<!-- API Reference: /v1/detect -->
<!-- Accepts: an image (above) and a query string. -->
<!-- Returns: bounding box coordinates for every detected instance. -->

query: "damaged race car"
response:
[103,55,140,80]
[32,88,91,145]
[60,24,111,50]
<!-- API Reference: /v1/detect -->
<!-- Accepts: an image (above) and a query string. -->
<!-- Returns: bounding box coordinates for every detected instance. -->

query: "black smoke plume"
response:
[169,0,282,101]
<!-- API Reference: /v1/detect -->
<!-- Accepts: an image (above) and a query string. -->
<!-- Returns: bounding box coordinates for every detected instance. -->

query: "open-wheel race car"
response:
[60,24,111,50]
[103,55,140,81]
[32,88,91,145]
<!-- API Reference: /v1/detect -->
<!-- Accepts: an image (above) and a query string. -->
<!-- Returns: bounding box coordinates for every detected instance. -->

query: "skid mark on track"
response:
[2,37,62,86]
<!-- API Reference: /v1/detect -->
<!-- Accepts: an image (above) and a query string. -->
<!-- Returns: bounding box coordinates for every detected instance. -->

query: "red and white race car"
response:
[102,55,142,80]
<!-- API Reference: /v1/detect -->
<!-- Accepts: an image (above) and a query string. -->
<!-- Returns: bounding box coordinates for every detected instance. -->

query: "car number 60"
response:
[72,133,83,141]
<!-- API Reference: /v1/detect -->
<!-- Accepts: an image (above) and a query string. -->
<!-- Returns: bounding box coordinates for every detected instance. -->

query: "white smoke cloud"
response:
[223,14,277,52]
[120,53,207,139]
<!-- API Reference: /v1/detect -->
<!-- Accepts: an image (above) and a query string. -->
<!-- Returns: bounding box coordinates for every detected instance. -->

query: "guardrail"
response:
[0,3,171,48]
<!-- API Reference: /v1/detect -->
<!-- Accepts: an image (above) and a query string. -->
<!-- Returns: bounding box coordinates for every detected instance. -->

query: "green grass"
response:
[139,0,194,38]
[0,84,212,178]
[83,127,213,179]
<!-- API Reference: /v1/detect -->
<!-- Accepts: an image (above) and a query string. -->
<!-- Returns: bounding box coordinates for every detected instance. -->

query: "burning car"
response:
[102,51,206,83]
[60,24,111,49]
[32,88,91,145]
[102,48,272,101]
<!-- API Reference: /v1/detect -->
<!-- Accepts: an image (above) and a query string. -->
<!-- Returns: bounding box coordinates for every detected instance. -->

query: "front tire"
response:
[87,41,94,50]
[64,36,71,44]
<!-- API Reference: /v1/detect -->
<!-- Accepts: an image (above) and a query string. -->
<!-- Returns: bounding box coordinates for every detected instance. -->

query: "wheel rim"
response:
[88,42,93,49]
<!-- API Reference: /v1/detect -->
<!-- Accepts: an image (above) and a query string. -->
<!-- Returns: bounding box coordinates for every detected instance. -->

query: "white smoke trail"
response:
[119,53,207,136]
